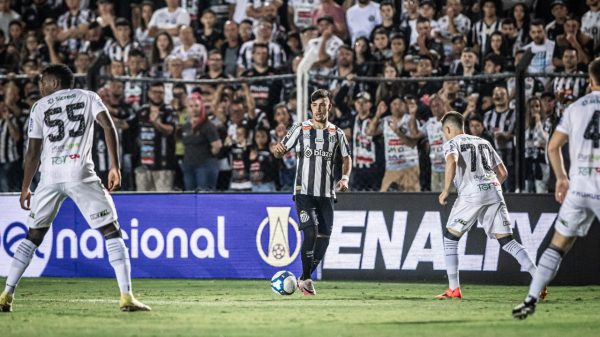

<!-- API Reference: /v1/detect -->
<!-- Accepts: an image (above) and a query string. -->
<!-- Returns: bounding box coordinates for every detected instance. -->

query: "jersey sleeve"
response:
[490,145,503,168]
[337,128,351,158]
[443,139,459,161]
[28,101,44,139]
[90,92,108,119]
[282,122,302,151]
[555,105,572,135]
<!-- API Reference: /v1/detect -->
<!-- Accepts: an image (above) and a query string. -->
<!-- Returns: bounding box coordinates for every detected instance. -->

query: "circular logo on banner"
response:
[256,207,301,267]
[1,221,53,277]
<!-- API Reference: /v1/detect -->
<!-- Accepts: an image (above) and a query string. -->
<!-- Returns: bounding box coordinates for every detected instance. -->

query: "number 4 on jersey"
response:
[583,110,600,149]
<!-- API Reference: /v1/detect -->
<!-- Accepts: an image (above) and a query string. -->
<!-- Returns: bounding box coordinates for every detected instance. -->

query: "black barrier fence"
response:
[323,193,600,285]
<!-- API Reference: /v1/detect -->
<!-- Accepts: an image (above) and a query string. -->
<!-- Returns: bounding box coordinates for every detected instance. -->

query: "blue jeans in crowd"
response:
[251,181,276,192]
[182,159,219,191]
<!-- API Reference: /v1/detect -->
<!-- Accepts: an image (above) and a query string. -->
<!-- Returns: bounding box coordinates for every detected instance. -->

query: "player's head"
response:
[441,111,465,140]
[310,89,332,124]
[39,63,74,96]
[589,57,600,89]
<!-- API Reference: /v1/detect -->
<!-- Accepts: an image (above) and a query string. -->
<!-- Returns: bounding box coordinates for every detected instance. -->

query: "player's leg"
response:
[1,183,66,312]
[65,181,150,311]
[486,202,538,278]
[294,195,318,295]
[436,198,478,299]
[310,197,334,274]
[513,195,595,319]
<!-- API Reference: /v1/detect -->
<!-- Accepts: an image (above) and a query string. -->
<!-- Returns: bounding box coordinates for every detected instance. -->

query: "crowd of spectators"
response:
[0,0,598,193]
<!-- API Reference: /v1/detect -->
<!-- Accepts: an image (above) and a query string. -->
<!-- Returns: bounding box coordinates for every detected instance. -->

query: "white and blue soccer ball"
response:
[271,271,297,295]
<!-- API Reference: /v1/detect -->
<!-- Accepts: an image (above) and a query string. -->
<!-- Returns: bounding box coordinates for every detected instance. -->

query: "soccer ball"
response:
[270,271,297,295]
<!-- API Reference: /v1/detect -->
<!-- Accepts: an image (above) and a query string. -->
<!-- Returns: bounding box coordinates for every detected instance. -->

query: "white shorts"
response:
[555,190,600,237]
[28,180,118,229]
[447,197,512,238]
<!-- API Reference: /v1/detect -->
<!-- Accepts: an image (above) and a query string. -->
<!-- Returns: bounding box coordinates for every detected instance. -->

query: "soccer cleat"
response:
[0,292,13,312]
[513,300,536,320]
[539,287,548,300]
[435,287,462,299]
[298,279,316,296]
[119,294,151,312]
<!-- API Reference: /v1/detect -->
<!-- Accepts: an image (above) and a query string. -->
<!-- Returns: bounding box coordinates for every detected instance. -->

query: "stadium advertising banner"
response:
[0,193,598,284]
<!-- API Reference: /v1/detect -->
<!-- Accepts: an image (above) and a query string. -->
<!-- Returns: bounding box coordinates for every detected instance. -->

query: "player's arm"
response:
[439,154,456,206]
[493,162,508,184]
[548,131,569,203]
[20,138,42,210]
[273,123,301,158]
[96,110,121,191]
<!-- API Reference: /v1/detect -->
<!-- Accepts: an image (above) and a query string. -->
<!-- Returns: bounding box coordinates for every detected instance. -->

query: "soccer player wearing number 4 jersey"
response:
[436,112,545,299]
[513,58,600,320]
[0,64,150,312]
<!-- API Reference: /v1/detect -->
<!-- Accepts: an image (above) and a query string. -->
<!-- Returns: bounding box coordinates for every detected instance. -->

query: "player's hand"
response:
[272,143,287,158]
[108,167,122,192]
[555,178,569,204]
[20,188,32,210]
[439,190,449,206]
[336,179,349,192]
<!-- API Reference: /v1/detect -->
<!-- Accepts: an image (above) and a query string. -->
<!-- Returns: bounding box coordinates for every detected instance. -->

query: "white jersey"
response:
[555,91,600,195]
[419,117,445,173]
[170,43,208,77]
[29,89,108,184]
[148,7,191,30]
[444,134,504,203]
[582,9,600,50]
[290,0,321,29]
[380,115,419,171]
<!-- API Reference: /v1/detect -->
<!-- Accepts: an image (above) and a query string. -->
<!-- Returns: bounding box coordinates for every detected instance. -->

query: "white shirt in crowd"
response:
[346,1,381,44]
[170,43,208,78]
[148,7,191,31]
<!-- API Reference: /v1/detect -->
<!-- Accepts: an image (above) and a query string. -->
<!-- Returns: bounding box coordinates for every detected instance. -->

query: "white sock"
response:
[527,247,562,301]
[105,238,133,295]
[501,239,537,277]
[4,239,37,295]
[443,237,460,290]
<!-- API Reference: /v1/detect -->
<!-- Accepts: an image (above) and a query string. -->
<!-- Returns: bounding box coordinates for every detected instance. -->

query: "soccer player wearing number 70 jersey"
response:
[436,111,545,299]
[0,64,150,312]
[513,58,600,319]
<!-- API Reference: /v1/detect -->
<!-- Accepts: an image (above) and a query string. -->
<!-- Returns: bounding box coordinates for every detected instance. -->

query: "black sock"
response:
[311,236,330,274]
[301,226,316,280]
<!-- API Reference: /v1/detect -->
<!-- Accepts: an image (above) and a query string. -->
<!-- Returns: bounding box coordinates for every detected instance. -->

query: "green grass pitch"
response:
[2,278,600,337]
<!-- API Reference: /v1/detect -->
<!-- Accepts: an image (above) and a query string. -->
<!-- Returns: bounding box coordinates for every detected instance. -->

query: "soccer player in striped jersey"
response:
[273,89,352,295]
[513,58,600,320]
[436,111,544,299]
[0,64,150,312]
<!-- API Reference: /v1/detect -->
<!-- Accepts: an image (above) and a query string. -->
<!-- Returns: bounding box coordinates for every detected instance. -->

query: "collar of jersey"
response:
[307,119,333,130]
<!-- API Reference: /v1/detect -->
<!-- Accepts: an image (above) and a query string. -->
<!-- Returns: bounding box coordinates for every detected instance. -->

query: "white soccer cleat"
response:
[298,279,316,296]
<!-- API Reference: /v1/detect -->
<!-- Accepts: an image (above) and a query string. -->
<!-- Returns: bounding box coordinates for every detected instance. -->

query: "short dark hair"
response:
[562,46,578,55]
[441,111,465,129]
[115,18,130,27]
[41,64,74,89]
[128,48,145,58]
[311,89,331,103]
[380,0,394,8]
[501,18,516,26]
[416,16,430,25]
[150,81,164,88]
[252,42,268,53]
[589,57,600,85]
[373,27,388,37]
[530,19,545,28]
[484,53,505,70]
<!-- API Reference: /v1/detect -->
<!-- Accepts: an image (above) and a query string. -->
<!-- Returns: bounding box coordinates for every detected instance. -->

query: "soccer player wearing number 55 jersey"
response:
[273,89,352,295]
[513,58,600,319]
[0,65,150,312]
[436,112,544,299]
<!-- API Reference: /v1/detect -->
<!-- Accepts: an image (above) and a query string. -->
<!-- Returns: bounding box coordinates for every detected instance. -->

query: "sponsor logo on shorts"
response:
[577,154,600,162]
[90,209,111,220]
[573,191,600,200]
[51,154,80,165]
[300,210,310,223]
[454,218,468,226]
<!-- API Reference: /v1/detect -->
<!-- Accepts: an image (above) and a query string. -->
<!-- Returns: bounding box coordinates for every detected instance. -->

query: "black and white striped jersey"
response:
[552,71,588,100]
[237,40,286,71]
[483,108,515,150]
[103,39,142,62]
[471,19,500,55]
[0,117,20,163]
[282,120,351,198]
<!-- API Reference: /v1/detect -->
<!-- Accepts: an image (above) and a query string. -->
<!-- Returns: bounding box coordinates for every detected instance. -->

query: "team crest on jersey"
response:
[299,210,310,223]
[47,98,54,104]
[328,135,337,143]
[304,148,313,157]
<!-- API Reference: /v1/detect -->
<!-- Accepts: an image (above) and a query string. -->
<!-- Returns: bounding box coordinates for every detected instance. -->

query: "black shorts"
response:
[294,194,334,236]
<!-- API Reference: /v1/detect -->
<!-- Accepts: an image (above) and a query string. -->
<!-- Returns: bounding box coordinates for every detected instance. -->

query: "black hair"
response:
[589,57,600,85]
[311,89,332,103]
[41,64,74,89]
